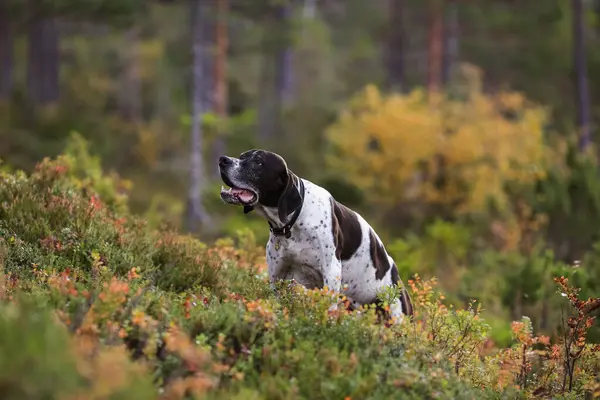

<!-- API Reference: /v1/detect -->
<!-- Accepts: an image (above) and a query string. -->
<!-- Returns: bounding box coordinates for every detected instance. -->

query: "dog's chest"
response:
[269,194,332,263]
[267,232,328,289]
[269,228,324,263]
[265,185,335,284]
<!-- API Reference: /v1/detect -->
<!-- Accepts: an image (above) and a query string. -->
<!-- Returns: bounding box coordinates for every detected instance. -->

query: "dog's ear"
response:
[277,171,298,223]
[244,205,254,214]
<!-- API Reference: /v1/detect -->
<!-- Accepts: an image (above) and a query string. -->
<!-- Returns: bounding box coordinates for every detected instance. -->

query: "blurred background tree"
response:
[1,0,600,343]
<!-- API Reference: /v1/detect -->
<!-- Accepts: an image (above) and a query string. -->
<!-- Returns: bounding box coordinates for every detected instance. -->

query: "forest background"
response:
[1,1,600,397]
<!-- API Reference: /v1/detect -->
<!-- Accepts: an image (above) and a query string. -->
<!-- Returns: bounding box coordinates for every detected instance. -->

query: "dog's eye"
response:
[256,160,263,166]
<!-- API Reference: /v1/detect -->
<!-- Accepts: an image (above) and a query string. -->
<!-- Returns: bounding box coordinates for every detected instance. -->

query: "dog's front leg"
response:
[268,262,290,295]
[266,239,287,296]
[322,256,343,312]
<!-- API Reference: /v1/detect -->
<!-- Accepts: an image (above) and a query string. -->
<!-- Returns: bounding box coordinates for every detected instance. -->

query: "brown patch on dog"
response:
[369,229,391,280]
[391,263,413,317]
[390,262,400,285]
[330,198,362,260]
[399,286,413,317]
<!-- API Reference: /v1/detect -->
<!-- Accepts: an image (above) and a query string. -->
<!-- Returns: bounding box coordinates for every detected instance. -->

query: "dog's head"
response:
[218,149,301,222]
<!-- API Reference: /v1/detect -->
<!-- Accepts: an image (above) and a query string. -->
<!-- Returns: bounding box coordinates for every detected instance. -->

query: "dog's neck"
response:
[254,206,288,228]
[254,177,305,233]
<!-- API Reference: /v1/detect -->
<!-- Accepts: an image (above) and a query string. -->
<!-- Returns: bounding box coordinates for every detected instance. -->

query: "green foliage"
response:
[325,70,556,219]
[0,151,598,399]
[0,300,82,399]
[4,0,600,396]
[536,143,600,262]
[0,159,10,173]
[387,219,472,297]
[0,300,156,400]
[144,192,185,230]
[62,131,132,214]
[7,0,148,26]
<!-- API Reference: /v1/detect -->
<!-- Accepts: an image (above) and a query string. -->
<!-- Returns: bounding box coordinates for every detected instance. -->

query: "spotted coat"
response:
[255,180,413,322]
[218,149,413,323]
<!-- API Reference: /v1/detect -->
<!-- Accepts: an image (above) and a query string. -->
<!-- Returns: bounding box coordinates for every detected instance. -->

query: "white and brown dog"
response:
[218,149,413,323]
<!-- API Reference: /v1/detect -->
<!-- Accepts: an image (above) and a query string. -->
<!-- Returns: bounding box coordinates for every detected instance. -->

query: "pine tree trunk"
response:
[387,0,405,92]
[202,4,214,113]
[258,52,276,142]
[214,0,228,118]
[118,27,142,122]
[303,0,316,19]
[258,2,294,143]
[441,1,458,86]
[513,288,523,321]
[27,9,60,105]
[211,0,228,177]
[0,0,13,100]
[572,0,591,150]
[276,1,294,106]
[187,0,211,232]
[258,14,279,142]
[427,0,444,97]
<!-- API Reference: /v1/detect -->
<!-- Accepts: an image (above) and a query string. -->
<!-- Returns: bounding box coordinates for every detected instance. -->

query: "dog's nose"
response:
[219,156,233,167]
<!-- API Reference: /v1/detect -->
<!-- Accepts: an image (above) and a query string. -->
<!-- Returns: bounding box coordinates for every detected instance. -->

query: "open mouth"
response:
[220,185,258,205]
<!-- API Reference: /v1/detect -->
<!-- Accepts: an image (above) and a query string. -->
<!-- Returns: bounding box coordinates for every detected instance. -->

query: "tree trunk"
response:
[386,0,406,93]
[303,0,316,20]
[214,0,228,118]
[258,51,277,142]
[301,0,317,44]
[513,288,523,321]
[211,0,228,177]
[572,0,591,150]
[202,4,214,113]
[187,0,212,232]
[427,0,444,97]
[276,1,294,106]
[117,27,142,122]
[258,8,284,142]
[258,1,295,142]
[441,1,458,86]
[540,298,549,332]
[27,4,60,105]
[0,0,13,100]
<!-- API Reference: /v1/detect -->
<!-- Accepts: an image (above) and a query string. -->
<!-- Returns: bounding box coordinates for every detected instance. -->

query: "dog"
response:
[218,149,413,323]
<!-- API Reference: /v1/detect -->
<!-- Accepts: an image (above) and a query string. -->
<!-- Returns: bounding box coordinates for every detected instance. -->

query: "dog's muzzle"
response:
[218,156,258,206]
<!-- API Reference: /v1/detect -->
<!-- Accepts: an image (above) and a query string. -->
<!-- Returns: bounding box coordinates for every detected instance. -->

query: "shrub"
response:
[325,64,562,221]
[0,299,156,400]
[0,149,598,399]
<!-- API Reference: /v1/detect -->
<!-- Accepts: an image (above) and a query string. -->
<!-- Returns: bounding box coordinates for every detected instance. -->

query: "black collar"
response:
[268,178,305,239]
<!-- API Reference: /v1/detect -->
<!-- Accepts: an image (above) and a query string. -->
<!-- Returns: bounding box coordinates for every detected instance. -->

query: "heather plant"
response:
[490,277,600,399]
[0,299,157,400]
[0,148,598,399]
[554,276,600,394]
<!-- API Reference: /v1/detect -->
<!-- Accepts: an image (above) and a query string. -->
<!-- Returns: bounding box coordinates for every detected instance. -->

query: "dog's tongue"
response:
[231,188,255,203]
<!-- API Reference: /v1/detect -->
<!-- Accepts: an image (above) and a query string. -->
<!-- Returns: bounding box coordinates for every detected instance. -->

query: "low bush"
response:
[0,150,598,399]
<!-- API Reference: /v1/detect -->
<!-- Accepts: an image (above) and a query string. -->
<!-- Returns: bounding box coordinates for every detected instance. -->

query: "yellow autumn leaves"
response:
[325,67,560,215]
